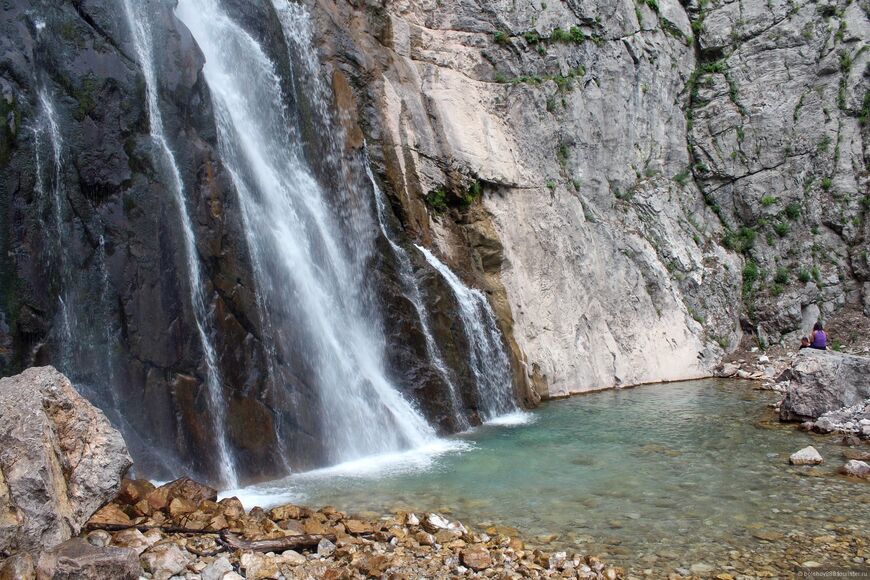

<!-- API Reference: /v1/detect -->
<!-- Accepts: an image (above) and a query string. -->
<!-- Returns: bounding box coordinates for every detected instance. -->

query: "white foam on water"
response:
[221,438,473,509]
[485,411,536,427]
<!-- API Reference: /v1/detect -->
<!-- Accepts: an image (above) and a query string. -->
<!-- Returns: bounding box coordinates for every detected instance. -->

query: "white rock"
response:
[423,513,451,531]
[789,446,824,465]
[841,460,870,479]
[759,355,770,363]
[140,543,192,580]
[406,513,420,526]
[317,538,336,557]
[278,550,306,566]
[201,556,233,580]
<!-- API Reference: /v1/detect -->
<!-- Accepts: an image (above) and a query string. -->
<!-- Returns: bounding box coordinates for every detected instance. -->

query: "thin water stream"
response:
[233,379,870,575]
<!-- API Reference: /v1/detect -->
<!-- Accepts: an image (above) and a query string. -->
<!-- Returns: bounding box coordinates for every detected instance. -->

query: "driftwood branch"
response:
[85,522,212,534]
[218,530,335,552]
[85,522,337,554]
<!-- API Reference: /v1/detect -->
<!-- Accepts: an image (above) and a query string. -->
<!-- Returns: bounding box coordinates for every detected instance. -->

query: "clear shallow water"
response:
[231,380,870,574]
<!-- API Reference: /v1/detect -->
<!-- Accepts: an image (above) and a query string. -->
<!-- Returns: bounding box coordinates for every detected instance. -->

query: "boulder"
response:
[0,367,132,556]
[146,477,217,512]
[35,538,139,579]
[789,446,824,466]
[840,460,870,479]
[778,350,870,422]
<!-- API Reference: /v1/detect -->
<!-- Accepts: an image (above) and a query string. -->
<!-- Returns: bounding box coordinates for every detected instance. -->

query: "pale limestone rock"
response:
[140,542,192,580]
[779,350,870,421]
[201,556,233,580]
[789,446,824,466]
[0,367,131,556]
[841,460,870,479]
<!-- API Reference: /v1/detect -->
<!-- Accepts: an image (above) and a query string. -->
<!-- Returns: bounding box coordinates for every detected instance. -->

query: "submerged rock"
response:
[840,460,870,479]
[778,350,870,422]
[789,446,824,465]
[0,367,131,556]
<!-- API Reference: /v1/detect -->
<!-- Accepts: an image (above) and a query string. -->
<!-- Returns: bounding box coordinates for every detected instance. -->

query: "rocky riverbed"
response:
[1,477,624,579]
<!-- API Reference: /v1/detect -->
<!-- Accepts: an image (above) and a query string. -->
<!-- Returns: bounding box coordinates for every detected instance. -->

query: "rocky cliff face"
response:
[0,0,535,484]
[308,0,868,396]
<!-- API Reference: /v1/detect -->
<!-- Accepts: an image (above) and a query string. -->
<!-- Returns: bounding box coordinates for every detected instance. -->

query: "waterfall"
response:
[366,163,470,431]
[175,0,435,465]
[36,92,73,368]
[123,0,238,488]
[415,246,518,421]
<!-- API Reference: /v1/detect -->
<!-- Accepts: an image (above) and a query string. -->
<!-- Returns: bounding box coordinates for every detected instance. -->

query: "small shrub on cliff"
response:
[775,222,790,237]
[700,60,726,75]
[860,90,870,126]
[821,176,832,191]
[742,260,759,294]
[674,170,690,185]
[557,144,570,167]
[817,135,831,153]
[546,96,557,113]
[461,181,483,207]
[723,226,756,254]
[550,27,569,42]
[761,195,777,207]
[426,189,448,213]
[774,267,789,285]
[524,31,541,44]
[645,0,660,14]
[494,31,510,45]
[568,27,586,43]
[798,268,812,283]
[785,203,801,220]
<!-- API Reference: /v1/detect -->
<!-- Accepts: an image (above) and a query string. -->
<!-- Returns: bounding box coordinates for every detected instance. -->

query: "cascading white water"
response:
[36,92,73,367]
[367,163,470,430]
[415,245,518,421]
[123,0,238,487]
[175,0,434,464]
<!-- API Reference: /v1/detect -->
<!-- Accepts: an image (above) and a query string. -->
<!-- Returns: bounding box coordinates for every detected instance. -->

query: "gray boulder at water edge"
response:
[0,367,131,557]
[778,349,870,422]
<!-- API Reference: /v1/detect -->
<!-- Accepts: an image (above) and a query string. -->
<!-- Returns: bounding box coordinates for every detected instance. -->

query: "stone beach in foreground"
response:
[19,476,624,580]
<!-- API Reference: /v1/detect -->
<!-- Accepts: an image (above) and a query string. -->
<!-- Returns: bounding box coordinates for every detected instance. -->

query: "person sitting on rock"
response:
[799,336,810,350]
[809,322,828,350]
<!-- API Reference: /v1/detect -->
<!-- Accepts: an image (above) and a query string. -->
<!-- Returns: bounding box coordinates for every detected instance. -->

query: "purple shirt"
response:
[811,330,827,349]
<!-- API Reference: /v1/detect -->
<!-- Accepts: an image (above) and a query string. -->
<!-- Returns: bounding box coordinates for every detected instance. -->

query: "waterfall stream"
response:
[123,0,238,487]
[36,92,73,369]
[367,163,470,431]
[415,246,518,421]
[175,0,435,465]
